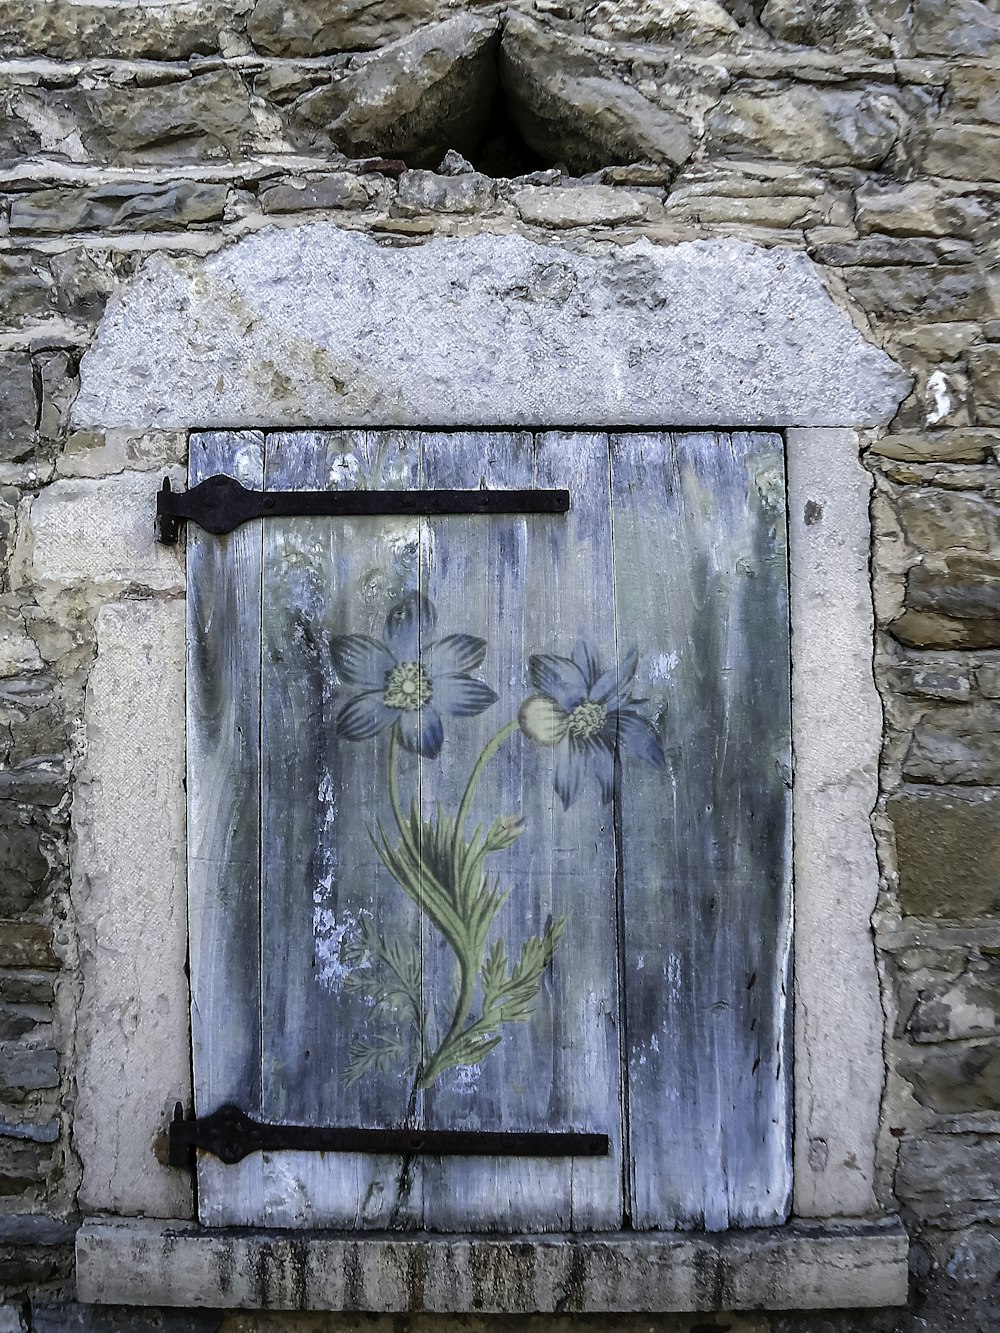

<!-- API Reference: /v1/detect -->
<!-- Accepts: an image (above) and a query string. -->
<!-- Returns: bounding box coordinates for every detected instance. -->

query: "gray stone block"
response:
[0,354,37,464]
[0,923,56,970]
[889,785,1000,917]
[72,227,910,431]
[0,1115,58,1143]
[895,486,1000,553]
[898,1131,1000,1226]
[708,84,907,168]
[248,0,441,56]
[396,168,496,214]
[288,14,500,166]
[10,183,230,236]
[903,703,1000,785]
[0,809,56,915]
[0,1046,58,1092]
[75,1217,909,1311]
[901,1040,1000,1113]
[0,1,229,60]
[82,71,255,164]
[500,12,695,174]
[259,174,371,214]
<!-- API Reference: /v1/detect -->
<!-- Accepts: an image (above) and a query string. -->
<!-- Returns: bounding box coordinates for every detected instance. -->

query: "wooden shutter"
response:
[187,430,792,1232]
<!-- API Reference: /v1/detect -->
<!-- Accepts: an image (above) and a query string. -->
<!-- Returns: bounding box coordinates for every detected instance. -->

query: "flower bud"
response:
[484,814,527,853]
[518,695,569,746]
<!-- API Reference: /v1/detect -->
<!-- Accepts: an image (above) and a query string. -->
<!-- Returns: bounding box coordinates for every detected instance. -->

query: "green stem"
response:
[455,719,519,837]
[418,962,476,1089]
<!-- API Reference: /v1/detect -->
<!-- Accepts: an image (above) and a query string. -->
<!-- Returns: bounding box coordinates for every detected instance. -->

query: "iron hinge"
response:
[167,1103,608,1168]
[156,475,571,544]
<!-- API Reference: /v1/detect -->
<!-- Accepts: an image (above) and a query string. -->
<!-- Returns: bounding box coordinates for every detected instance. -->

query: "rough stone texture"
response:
[918,123,1000,180]
[500,13,696,173]
[969,343,1000,424]
[904,702,1000,784]
[259,174,370,214]
[76,1218,909,1311]
[2,0,1000,1321]
[890,786,1000,918]
[706,85,907,167]
[0,1,240,60]
[287,15,500,165]
[513,183,647,227]
[588,0,741,43]
[759,0,892,52]
[897,1131,1000,1227]
[895,486,1000,552]
[787,429,883,1219]
[247,0,444,56]
[10,183,230,235]
[395,167,495,214]
[80,71,256,165]
[892,555,1000,648]
[72,228,909,431]
[24,472,184,591]
[72,599,191,1219]
[900,1041,1000,1112]
[0,923,56,969]
[855,182,993,240]
[0,355,36,464]
[842,266,994,323]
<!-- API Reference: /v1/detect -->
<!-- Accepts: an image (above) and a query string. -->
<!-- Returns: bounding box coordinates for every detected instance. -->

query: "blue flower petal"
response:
[615,708,666,770]
[584,737,615,803]
[591,647,638,705]
[385,593,435,660]
[571,639,603,690]
[529,654,588,711]
[433,674,498,718]
[553,739,585,809]
[336,690,395,740]
[397,705,444,757]
[330,634,396,687]
[423,634,487,675]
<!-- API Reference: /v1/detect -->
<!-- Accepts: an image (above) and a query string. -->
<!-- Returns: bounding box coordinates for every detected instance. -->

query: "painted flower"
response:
[519,641,665,808]
[332,593,498,758]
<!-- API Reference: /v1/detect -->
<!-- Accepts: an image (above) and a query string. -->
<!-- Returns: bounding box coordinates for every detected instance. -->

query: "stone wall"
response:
[0,0,998,1328]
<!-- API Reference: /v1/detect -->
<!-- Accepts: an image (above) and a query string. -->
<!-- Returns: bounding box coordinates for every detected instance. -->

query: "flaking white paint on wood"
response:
[190,430,792,1232]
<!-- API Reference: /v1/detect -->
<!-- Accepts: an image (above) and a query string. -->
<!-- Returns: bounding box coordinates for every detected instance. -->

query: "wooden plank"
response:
[416,430,569,1230]
[610,431,792,1231]
[187,429,265,1226]
[259,430,424,1228]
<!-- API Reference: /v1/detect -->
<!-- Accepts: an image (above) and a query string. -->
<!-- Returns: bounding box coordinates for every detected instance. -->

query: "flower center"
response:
[383,661,432,710]
[567,700,607,740]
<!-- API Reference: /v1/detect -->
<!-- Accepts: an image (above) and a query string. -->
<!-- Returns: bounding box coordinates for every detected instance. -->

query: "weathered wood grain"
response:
[513,431,624,1231]
[417,431,571,1230]
[190,428,792,1234]
[259,430,424,1227]
[609,431,792,1230]
[187,429,266,1226]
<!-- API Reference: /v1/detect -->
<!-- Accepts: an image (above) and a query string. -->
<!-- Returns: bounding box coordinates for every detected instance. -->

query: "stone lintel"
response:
[72,227,911,432]
[76,1217,909,1312]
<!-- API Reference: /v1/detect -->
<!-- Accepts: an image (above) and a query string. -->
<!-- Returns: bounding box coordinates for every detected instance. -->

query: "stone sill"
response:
[76,1217,908,1312]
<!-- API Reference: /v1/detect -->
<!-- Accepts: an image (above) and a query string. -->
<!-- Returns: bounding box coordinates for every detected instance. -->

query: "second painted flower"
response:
[519,640,666,808]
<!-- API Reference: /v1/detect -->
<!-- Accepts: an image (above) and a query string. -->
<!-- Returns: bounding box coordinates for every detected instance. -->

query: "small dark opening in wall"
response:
[466,87,549,177]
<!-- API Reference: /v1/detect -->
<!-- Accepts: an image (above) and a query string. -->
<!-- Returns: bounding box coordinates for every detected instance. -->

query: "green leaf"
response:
[343,1034,410,1085]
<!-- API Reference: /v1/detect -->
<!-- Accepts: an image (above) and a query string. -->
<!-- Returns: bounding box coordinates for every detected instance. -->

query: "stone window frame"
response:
[55,224,911,1312]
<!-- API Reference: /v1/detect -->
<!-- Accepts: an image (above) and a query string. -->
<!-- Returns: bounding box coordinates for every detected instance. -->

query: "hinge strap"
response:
[168,1103,608,1167]
[156,475,571,544]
